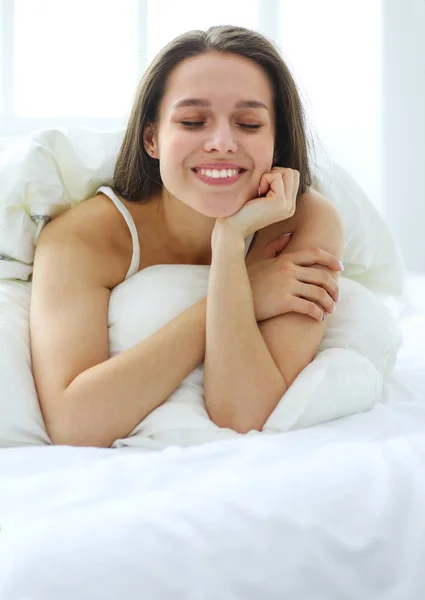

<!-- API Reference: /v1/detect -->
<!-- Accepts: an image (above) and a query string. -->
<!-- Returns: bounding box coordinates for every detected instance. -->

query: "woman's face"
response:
[149,52,275,218]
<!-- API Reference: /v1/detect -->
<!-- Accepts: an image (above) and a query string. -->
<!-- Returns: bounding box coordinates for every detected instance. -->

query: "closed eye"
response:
[180,121,262,130]
[239,124,262,130]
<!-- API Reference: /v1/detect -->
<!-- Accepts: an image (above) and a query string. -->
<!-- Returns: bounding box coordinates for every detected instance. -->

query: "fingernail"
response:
[258,185,261,196]
[338,261,344,271]
[322,313,325,321]
[279,233,292,239]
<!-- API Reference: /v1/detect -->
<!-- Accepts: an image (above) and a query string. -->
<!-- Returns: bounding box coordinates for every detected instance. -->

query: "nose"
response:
[203,119,238,154]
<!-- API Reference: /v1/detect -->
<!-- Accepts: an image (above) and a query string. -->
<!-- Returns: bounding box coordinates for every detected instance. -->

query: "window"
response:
[0,0,265,137]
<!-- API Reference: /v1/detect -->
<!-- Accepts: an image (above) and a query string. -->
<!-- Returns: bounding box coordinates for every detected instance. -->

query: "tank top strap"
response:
[96,186,140,280]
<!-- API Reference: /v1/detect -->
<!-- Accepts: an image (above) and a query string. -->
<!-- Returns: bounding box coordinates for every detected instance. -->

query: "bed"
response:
[0,128,424,599]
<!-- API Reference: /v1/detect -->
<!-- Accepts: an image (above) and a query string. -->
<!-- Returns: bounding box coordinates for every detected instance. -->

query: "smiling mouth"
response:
[192,167,246,185]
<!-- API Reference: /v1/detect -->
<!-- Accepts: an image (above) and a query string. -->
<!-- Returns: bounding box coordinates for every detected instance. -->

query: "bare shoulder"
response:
[270,186,340,238]
[36,193,132,288]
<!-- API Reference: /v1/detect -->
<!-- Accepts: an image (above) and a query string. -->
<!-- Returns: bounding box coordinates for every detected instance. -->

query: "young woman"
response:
[29,25,344,447]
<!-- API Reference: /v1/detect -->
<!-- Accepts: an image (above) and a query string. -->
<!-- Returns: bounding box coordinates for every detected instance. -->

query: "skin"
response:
[143,51,277,263]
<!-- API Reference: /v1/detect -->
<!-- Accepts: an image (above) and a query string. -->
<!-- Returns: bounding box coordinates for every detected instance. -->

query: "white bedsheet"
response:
[0,295,424,600]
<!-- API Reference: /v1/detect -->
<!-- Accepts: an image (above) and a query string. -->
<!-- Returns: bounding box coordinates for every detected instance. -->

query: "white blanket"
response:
[1,322,425,599]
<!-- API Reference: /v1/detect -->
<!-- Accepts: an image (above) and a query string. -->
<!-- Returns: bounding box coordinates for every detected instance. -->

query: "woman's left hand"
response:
[214,167,300,240]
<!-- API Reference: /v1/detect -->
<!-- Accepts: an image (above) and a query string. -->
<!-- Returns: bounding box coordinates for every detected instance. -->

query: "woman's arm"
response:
[257,191,344,389]
[204,222,287,434]
[31,217,208,449]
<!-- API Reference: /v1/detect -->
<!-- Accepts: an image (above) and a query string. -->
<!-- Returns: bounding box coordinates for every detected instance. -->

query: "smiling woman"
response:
[114,27,313,203]
[29,25,343,446]
[142,52,275,222]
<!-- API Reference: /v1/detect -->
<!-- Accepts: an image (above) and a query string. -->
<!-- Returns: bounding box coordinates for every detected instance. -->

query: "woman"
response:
[29,25,344,448]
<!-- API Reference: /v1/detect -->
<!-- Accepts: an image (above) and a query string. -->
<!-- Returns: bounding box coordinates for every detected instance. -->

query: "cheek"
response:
[159,131,193,172]
[249,133,274,169]
[157,134,195,195]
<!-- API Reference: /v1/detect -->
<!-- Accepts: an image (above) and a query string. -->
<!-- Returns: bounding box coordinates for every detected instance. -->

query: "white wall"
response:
[275,0,424,273]
[382,0,425,273]
[275,0,383,211]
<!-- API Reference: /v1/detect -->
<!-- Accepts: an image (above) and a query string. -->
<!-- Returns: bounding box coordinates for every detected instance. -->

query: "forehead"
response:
[161,52,273,110]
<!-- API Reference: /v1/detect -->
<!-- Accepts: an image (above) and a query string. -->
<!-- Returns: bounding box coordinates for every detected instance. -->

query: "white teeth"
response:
[196,168,240,179]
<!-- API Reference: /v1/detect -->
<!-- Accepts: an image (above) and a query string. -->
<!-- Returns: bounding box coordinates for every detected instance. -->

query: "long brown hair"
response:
[113,25,315,202]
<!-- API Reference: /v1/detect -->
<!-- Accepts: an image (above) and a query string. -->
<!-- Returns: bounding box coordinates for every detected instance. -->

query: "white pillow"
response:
[0,281,51,446]
[0,272,402,449]
[107,267,401,450]
[310,157,406,298]
[0,127,123,280]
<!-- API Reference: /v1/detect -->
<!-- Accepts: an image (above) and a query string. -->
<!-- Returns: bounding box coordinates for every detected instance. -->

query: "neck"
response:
[149,188,217,265]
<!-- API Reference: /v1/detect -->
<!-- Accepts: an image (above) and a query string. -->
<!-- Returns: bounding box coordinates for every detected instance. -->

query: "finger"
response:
[259,167,293,197]
[284,295,326,322]
[282,168,295,196]
[297,281,335,315]
[263,233,293,258]
[261,172,295,221]
[295,265,340,303]
[281,168,298,214]
[258,174,272,197]
[257,173,285,212]
[285,247,344,272]
[272,167,299,204]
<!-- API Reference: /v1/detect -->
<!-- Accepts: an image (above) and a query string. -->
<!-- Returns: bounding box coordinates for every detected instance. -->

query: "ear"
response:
[143,123,159,158]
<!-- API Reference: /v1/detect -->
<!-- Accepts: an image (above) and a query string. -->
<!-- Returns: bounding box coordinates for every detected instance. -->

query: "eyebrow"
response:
[172,98,269,110]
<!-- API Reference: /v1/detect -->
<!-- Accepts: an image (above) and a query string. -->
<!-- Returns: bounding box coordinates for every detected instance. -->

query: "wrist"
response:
[211,219,245,254]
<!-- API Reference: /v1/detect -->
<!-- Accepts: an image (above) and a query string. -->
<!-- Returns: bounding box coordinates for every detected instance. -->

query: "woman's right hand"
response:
[247,235,342,323]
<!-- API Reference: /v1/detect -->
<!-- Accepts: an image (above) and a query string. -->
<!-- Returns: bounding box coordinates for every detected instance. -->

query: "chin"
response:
[193,205,231,219]
[202,203,243,219]
[197,191,249,217]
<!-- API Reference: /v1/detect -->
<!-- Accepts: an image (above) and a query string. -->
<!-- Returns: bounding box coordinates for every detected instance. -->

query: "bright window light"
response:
[14,0,140,117]
[147,0,259,62]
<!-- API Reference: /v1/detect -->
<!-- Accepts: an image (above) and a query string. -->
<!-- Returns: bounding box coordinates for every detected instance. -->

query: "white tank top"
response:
[96,185,256,279]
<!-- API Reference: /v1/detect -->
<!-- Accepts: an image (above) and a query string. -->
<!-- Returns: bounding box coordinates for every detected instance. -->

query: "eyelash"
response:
[180,121,262,130]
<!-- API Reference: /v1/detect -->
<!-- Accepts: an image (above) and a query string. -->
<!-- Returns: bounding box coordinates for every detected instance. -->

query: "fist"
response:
[218,167,300,239]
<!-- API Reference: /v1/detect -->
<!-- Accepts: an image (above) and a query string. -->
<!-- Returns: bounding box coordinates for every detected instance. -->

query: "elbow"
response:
[44,404,112,449]
[44,383,116,448]
[209,408,267,436]
[49,430,112,449]
[47,422,111,448]
[210,381,287,435]
[232,422,263,435]
[227,415,265,435]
